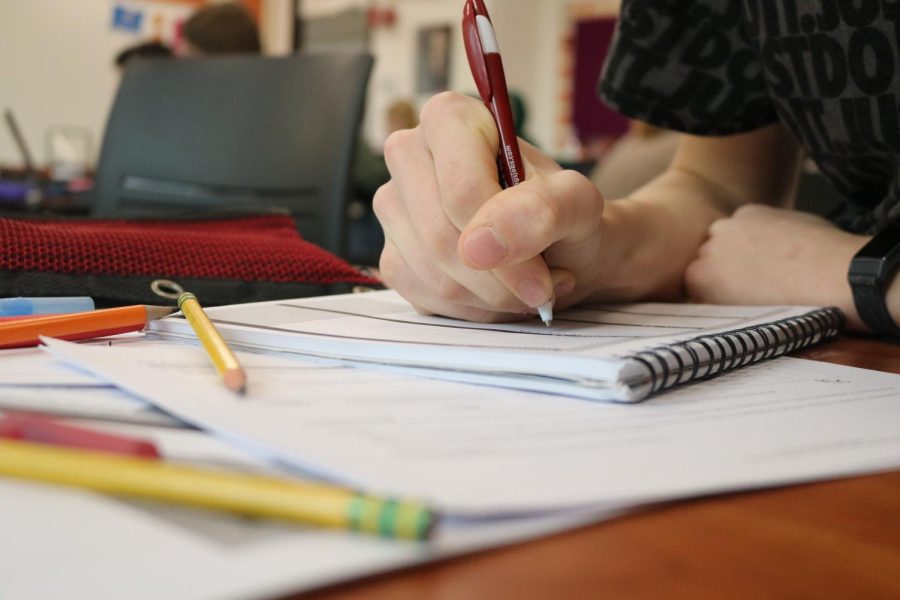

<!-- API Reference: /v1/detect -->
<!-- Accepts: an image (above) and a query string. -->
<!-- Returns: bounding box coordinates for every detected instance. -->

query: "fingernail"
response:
[463,227,507,268]
[518,278,551,308]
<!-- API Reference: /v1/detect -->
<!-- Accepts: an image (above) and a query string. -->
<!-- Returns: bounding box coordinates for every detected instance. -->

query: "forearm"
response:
[582,125,803,305]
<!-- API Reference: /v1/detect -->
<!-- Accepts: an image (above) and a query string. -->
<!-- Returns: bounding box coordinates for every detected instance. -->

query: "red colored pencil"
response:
[0,412,160,459]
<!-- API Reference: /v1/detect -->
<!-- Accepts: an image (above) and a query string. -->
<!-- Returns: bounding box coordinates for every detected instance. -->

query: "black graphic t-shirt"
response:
[599,0,900,233]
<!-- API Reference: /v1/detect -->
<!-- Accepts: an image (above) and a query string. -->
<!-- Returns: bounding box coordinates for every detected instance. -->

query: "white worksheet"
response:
[0,424,621,600]
[39,338,900,515]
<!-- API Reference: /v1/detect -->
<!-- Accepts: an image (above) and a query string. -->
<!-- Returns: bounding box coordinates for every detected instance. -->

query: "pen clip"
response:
[463,0,491,102]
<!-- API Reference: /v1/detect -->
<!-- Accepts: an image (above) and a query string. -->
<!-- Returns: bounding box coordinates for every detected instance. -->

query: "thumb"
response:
[458,170,603,270]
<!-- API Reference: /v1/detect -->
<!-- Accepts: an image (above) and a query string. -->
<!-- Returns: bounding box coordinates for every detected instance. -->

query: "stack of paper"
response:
[1,312,898,597]
[40,338,900,516]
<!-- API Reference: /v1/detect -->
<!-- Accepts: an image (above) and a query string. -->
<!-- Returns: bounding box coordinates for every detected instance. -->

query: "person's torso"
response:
[603,0,900,232]
[742,0,900,232]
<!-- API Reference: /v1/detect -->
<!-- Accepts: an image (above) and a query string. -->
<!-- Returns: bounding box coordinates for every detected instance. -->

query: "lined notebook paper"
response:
[149,290,844,402]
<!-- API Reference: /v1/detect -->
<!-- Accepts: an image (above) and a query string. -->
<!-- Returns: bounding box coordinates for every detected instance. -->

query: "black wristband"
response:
[848,219,900,340]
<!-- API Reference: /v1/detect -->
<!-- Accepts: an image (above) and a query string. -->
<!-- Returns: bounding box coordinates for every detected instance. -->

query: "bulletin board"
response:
[571,17,630,145]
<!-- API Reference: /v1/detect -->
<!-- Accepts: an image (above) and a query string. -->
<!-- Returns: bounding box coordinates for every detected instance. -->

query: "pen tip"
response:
[537,300,554,328]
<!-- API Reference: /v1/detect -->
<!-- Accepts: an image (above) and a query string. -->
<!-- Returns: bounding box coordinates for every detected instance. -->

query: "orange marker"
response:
[0,305,176,349]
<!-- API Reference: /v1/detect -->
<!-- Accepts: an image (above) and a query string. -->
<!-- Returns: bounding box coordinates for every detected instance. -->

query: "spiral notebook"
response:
[149,290,844,402]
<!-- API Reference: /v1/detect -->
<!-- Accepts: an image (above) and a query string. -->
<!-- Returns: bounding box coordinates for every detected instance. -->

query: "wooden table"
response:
[301,337,900,600]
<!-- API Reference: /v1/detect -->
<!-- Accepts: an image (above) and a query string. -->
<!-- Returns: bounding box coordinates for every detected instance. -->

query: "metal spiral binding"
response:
[629,307,845,397]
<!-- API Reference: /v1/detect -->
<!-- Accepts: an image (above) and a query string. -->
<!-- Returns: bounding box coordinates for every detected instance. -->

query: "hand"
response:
[685,205,868,326]
[374,92,607,322]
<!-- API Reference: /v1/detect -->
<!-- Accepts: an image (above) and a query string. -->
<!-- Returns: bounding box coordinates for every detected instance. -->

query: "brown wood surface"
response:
[297,336,900,600]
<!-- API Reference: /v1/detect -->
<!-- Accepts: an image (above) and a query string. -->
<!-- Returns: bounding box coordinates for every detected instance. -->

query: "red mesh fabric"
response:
[0,216,379,285]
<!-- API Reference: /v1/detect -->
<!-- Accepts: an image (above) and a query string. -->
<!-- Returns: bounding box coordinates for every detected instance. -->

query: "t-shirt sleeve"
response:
[599,0,778,136]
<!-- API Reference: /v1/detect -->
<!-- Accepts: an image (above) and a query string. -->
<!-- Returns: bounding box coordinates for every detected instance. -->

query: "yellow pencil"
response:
[0,439,437,541]
[177,292,246,394]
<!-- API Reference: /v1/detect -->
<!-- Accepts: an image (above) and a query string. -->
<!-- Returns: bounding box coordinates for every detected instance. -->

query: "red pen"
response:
[462,0,553,325]
[462,0,525,188]
[0,412,160,459]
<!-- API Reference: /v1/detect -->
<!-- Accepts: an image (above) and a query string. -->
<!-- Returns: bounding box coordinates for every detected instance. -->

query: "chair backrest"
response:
[92,52,373,257]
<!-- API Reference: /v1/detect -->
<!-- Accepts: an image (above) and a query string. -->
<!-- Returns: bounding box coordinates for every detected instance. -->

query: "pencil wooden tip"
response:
[145,306,179,321]
[224,369,247,395]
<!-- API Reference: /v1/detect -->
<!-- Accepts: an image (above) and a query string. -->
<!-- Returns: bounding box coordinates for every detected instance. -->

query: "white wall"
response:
[364,0,476,146]
[488,0,562,153]
[0,0,193,167]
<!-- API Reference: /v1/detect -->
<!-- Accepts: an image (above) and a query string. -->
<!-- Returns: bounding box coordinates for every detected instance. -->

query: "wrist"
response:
[887,275,900,330]
[580,199,685,303]
[800,232,866,330]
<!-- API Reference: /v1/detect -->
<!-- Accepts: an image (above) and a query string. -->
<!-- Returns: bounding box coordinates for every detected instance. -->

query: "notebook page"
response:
[192,290,813,354]
[150,290,830,402]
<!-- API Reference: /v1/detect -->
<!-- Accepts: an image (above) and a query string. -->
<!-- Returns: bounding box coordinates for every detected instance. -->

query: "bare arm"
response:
[669,126,890,332]
[584,123,805,303]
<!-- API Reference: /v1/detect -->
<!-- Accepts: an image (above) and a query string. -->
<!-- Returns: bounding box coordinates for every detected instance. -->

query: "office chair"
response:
[92,52,373,257]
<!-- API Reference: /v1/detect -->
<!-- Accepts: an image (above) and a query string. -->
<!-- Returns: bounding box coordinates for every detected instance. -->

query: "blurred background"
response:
[0,0,626,173]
